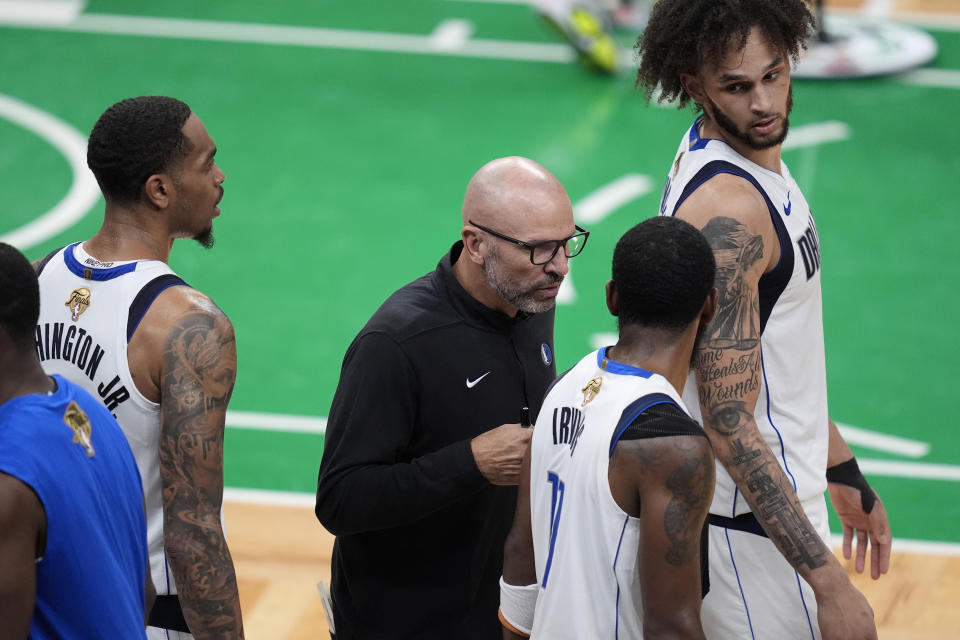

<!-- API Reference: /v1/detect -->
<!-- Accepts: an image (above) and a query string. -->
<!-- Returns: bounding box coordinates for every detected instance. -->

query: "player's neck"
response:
[86,210,174,264]
[0,347,55,406]
[608,327,695,395]
[700,117,783,174]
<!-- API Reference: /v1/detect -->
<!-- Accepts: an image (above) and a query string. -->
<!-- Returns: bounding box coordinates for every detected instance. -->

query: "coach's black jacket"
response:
[315,242,557,639]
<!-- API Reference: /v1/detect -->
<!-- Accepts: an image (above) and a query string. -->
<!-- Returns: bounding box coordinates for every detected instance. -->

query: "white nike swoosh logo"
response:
[465,372,491,389]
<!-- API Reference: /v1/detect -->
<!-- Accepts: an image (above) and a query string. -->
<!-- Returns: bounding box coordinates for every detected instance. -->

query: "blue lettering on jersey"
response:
[797,215,821,280]
[783,191,792,216]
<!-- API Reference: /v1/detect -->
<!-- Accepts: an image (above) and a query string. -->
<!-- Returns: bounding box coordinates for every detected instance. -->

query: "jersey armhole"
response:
[126,274,190,343]
[33,245,65,276]
[607,393,678,457]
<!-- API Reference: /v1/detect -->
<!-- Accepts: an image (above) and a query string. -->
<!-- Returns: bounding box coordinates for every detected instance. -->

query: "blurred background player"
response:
[637,0,890,638]
[0,242,151,639]
[532,0,652,74]
[32,96,243,639]
[500,217,717,639]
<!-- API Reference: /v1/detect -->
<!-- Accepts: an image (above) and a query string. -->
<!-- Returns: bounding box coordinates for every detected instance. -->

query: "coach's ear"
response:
[680,73,706,104]
[461,223,487,265]
[605,280,619,317]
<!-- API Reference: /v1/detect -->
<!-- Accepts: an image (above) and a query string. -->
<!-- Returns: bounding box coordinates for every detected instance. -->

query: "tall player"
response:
[636,1,890,638]
[500,217,718,639]
[33,96,243,639]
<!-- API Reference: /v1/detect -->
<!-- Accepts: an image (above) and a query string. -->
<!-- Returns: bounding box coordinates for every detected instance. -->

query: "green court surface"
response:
[2,1,958,544]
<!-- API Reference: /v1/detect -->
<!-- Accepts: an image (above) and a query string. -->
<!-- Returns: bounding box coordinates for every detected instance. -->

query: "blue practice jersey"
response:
[0,375,147,639]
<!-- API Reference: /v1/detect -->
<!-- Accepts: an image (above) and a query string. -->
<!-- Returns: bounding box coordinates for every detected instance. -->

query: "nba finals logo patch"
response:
[65,287,91,321]
[581,377,602,407]
[63,401,95,457]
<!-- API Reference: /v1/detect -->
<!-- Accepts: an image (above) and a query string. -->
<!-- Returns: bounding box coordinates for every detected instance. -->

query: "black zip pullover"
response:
[315,242,557,639]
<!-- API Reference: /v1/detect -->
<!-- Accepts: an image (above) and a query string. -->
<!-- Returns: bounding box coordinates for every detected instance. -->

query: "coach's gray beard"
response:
[483,246,561,314]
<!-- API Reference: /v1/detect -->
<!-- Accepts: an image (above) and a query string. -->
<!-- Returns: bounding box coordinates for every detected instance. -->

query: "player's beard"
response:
[194,225,215,249]
[483,244,562,314]
[707,85,793,151]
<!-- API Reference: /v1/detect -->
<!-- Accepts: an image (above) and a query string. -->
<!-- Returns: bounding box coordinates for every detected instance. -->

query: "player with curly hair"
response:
[636,1,891,638]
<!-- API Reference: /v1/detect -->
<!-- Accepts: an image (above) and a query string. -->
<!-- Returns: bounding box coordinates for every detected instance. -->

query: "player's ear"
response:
[701,287,718,326]
[144,174,173,210]
[605,280,619,316]
[680,73,705,104]
[461,224,486,265]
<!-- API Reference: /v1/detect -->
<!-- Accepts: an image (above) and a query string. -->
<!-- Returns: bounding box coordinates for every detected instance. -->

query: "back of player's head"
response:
[0,243,40,347]
[636,0,815,108]
[87,96,193,205]
[612,217,715,332]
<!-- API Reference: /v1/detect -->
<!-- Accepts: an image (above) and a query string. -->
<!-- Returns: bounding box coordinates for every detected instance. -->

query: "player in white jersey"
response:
[500,217,718,639]
[33,96,243,639]
[636,1,891,639]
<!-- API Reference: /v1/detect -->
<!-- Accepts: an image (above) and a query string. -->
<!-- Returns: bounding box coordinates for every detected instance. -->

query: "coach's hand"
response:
[471,424,532,486]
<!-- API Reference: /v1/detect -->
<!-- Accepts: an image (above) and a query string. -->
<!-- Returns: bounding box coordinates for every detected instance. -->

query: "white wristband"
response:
[499,576,538,635]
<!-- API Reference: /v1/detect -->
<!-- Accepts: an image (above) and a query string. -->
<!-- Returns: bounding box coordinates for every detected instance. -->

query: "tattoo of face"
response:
[699,216,763,351]
[159,309,242,633]
[663,450,713,566]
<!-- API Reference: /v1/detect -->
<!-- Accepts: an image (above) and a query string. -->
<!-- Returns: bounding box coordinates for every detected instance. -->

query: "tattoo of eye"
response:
[706,400,753,435]
[700,216,764,350]
[663,450,712,565]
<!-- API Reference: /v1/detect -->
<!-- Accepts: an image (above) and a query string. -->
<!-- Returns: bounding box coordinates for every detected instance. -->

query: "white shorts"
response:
[702,497,830,640]
[148,627,192,640]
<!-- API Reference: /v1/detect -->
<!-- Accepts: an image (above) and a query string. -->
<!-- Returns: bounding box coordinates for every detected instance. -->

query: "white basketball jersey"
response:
[659,118,829,515]
[528,348,690,639]
[36,242,187,597]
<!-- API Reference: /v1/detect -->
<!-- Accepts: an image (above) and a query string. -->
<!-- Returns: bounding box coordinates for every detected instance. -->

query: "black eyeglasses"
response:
[469,220,590,265]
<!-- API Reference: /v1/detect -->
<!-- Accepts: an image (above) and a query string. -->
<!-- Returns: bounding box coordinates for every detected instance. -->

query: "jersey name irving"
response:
[549,405,587,455]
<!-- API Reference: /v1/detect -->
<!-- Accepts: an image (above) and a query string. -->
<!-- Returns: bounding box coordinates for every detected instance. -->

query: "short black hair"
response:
[636,0,815,109]
[87,96,193,205]
[0,243,40,346]
[612,216,715,332]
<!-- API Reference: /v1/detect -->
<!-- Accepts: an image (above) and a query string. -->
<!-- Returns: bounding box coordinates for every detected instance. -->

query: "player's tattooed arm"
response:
[693,216,830,574]
[159,301,244,639]
[628,435,713,638]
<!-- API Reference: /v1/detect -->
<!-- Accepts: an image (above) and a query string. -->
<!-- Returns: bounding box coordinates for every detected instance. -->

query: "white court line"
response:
[40,13,576,63]
[558,174,655,305]
[837,422,929,458]
[574,174,654,224]
[429,19,474,51]
[782,121,851,151]
[2,12,955,89]
[0,94,100,251]
[859,459,960,482]
[222,487,960,555]
[225,487,316,508]
[0,0,84,25]
[227,410,326,434]
[897,67,960,90]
